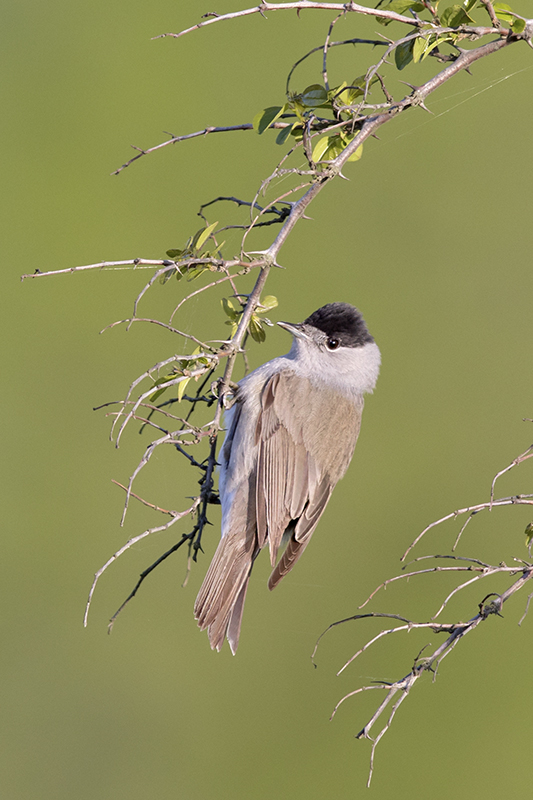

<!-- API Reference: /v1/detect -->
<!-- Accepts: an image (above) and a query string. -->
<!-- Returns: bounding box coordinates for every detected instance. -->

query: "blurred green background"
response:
[3,2,533,798]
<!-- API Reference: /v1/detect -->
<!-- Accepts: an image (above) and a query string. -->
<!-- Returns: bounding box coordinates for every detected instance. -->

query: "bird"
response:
[194,302,380,653]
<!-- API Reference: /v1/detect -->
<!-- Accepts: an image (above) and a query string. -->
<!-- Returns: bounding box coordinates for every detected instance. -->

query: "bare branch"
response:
[154,3,422,42]
[402,494,533,560]
[83,497,200,627]
[490,443,533,508]
[112,124,256,175]
[324,565,533,786]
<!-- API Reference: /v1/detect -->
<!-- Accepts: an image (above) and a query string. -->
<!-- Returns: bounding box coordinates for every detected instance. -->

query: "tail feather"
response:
[194,531,256,654]
[226,575,251,655]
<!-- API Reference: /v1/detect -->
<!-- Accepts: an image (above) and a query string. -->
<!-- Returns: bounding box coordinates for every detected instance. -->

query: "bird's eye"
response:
[326,337,340,350]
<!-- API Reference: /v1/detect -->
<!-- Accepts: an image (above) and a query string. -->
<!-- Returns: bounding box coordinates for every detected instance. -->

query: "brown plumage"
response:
[194,303,380,653]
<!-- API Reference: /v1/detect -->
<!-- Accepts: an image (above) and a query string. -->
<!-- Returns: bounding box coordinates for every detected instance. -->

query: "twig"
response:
[83,497,200,627]
[402,494,533,560]
[320,565,533,786]
[154,3,423,41]
[490,444,533,508]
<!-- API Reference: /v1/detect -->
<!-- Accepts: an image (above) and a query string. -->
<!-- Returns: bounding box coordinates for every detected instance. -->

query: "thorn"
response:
[419,101,433,114]
[399,80,420,91]
[338,171,350,181]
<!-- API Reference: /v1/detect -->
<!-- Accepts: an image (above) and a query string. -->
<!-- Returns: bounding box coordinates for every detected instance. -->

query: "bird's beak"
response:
[277,321,310,340]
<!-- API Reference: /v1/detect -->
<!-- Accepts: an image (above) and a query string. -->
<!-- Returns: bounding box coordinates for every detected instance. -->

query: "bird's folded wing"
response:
[255,369,363,583]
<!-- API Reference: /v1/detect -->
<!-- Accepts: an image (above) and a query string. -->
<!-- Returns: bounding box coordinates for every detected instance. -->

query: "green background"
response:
[3,2,533,798]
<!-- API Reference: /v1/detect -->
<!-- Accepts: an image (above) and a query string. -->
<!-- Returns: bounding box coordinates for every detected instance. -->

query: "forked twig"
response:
[317,566,533,786]
[83,497,200,627]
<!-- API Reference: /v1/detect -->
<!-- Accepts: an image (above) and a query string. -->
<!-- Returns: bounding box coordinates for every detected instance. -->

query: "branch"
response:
[317,565,533,787]
[402,494,533,560]
[83,497,200,627]
[154,3,422,42]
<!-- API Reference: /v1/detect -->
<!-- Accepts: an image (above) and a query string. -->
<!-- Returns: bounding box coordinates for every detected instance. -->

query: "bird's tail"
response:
[194,530,256,655]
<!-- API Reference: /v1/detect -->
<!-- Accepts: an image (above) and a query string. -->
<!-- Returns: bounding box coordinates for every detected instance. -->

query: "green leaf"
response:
[275,125,293,145]
[377,0,425,24]
[165,249,183,258]
[258,295,278,312]
[395,39,414,70]
[412,34,428,63]
[249,316,266,343]
[177,377,191,402]
[492,2,512,21]
[253,105,285,135]
[159,267,176,285]
[149,372,175,402]
[512,16,526,33]
[440,4,472,26]
[194,220,218,252]
[462,0,478,13]
[311,136,330,163]
[221,297,241,320]
[387,0,426,12]
[525,522,533,548]
[313,134,363,163]
[290,98,306,123]
[186,265,208,282]
[300,84,328,108]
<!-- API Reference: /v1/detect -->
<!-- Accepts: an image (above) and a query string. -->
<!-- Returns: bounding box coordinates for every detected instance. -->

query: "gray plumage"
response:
[194,303,381,654]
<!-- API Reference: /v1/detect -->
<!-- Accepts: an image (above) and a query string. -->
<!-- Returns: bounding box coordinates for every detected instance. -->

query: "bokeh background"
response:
[3,2,533,798]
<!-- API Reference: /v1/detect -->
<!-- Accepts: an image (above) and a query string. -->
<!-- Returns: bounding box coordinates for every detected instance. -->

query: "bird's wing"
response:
[255,369,363,588]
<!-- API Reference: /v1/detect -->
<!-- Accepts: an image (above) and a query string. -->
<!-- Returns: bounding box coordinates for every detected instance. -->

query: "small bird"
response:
[194,302,381,653]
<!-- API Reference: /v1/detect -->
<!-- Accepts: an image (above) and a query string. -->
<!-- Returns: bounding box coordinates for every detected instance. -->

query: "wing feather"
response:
[256,370,362,589]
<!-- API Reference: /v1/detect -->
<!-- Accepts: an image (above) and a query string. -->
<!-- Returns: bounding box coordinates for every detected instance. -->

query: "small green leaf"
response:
[377,0,425,24]
[311,136,330,163]
[412,34,428,63]
[440,4,472,26]
[166,249,183,258]
[249,316,266,343]
[159,268,176,285]
[525,522,533,548]
[275,125,293,145]
[186,265,208,282]
[221,297,241,320]
[177,377,191,402]
[387,0,426,12]
[258,295,278,312]
[395,39,414,70]
[194,220,218,252]
[300,84,328,108]
[492,2,513,22]
[149,372,175,402]
[253,106,286,135]
[463,0,477,12]
[290,98,306,123]
[512,16,526,33]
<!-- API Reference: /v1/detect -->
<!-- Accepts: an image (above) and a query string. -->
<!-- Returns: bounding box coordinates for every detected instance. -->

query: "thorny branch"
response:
[21,5,533,663]
[312,439,533,786]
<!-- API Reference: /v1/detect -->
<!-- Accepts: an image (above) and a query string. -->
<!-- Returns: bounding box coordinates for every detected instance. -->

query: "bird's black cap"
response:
[304,302,374,348]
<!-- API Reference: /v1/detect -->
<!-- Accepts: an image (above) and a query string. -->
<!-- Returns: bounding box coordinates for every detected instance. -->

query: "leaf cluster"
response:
[149,348,213,403]
[222,294,278,343]
[254,77,379,164]
[382,0,526,69]
[164,220,223,282]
